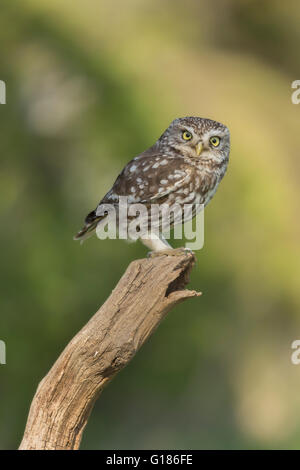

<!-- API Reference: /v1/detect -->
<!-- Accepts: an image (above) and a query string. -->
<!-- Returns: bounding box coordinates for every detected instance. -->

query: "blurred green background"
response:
[1,0,300,450]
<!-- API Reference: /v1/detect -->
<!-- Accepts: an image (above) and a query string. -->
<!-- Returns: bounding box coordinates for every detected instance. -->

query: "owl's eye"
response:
[210,136,220,147]
[182,130,192,141]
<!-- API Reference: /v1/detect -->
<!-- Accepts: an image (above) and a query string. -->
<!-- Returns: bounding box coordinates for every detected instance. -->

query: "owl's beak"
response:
[195,142,203,156]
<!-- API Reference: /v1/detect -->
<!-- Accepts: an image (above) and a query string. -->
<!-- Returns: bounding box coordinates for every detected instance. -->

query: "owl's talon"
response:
[147,247,194,258]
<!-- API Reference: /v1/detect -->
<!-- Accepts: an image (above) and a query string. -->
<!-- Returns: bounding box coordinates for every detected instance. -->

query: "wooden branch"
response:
[19,253,200,450]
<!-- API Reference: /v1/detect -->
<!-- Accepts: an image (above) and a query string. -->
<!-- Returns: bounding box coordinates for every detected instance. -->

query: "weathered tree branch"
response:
[19,253,200,450]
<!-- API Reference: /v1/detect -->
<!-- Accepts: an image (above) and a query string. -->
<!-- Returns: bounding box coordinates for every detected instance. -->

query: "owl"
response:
[74,117,230,255]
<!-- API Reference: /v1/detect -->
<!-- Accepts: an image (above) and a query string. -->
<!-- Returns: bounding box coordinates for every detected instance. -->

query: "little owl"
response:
[74,116,230,255]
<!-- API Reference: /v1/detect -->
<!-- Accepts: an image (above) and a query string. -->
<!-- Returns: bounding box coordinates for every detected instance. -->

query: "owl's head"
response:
[158,116,230,164]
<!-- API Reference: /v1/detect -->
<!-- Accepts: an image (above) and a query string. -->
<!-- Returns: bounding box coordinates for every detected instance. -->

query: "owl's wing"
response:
[74,154,192,241]
[103,154,192,205]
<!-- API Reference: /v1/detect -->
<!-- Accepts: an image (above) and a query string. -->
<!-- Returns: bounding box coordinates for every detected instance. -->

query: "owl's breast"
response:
[188,166,221,207]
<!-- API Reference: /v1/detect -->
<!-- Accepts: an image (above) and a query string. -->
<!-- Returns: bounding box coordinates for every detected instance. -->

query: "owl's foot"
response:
[147,247,194,258]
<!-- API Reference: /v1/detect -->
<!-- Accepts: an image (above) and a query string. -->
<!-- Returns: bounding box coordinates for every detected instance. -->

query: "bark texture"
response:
[19,252,200,450]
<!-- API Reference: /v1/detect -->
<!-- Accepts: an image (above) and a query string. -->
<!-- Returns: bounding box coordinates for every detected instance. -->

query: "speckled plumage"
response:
[74,116,230,251]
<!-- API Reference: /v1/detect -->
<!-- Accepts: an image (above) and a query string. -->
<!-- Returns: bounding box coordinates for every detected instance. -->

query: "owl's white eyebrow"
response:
[180,126,194,134]
[205,129,226,138]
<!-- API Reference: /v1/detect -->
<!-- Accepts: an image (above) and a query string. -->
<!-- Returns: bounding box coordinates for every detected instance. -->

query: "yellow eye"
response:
[182,130,192,141]
[210,136,220,147]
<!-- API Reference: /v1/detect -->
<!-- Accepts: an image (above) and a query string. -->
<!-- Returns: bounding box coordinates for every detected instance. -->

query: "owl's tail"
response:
[73,210,105,243]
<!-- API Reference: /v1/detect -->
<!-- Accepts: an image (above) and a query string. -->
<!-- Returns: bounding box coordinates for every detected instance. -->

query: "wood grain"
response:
[19,252,200,450]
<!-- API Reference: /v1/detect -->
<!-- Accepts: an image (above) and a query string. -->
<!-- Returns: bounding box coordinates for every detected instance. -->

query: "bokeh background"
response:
[1,0,300,450]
